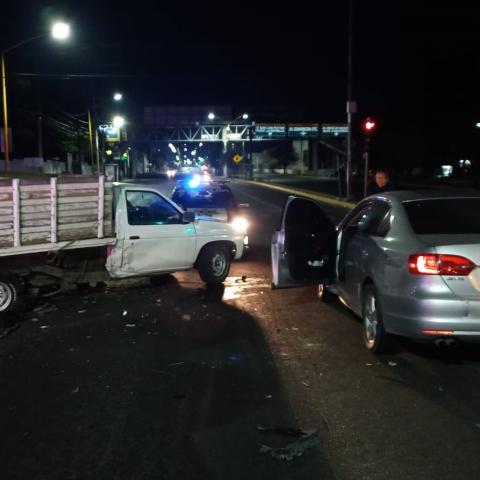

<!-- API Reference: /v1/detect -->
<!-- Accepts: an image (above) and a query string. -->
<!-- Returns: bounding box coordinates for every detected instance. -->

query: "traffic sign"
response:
[105,126,120,142]
[255,124,286,139]
[287,124,319,138]
[321,124,348,137]
[232,154,242,164]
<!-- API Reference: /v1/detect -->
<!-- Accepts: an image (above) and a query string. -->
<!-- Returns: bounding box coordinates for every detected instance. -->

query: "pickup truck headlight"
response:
[231,216,249,233]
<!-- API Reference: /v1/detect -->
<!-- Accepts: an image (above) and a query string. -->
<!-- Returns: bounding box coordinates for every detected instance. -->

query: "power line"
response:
[12,72,163,79]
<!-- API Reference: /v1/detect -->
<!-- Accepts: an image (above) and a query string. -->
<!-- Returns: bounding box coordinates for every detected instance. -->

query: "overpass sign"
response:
[288,124,319,138]
[255,124,286,139]
[321,124,348,137]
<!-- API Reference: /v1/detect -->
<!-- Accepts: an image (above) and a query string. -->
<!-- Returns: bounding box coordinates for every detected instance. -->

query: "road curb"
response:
[233,179,356,209]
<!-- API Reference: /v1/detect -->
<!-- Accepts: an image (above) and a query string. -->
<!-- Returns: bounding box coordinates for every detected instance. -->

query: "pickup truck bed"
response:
[0,175,113,254]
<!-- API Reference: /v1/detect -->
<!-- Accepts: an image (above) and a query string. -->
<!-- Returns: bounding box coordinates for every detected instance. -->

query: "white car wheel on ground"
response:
[197,244,231,285]
[0,274,24,314]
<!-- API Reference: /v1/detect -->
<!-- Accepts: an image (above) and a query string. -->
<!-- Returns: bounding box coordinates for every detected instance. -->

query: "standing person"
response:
[367,169,396,195]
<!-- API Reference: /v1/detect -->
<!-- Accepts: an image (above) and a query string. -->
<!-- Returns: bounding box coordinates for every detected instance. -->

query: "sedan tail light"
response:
[408,254,476,276]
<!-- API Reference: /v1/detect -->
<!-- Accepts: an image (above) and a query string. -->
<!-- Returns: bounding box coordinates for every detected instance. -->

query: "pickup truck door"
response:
[120,190,196,274]
[271,196,336,288]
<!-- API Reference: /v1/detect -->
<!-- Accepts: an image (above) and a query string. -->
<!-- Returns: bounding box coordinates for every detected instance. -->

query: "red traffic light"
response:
[363,117,376,133]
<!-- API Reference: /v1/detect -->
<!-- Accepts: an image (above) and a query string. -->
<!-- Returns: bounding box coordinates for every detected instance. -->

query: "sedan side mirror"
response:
[182,211,196,223]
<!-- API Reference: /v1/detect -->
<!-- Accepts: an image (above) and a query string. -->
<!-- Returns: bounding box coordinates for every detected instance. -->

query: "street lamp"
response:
[112,115,125,128]
[242,113,249,120]
[208,112,215,120]
[51,22,71,40]
[1,21,71,171]
[113,92,123,102]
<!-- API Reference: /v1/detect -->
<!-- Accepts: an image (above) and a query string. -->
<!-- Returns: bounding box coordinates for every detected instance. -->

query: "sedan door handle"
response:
[129,235,140,240]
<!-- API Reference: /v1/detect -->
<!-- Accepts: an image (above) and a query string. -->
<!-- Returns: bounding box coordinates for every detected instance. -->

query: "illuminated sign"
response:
[255,124,286,139]
[288,124,319,138]
[105,126,120,142]
[321,124,349,137]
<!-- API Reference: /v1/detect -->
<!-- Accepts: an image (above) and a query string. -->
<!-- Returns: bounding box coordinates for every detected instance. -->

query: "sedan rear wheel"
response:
[362,285,394,354]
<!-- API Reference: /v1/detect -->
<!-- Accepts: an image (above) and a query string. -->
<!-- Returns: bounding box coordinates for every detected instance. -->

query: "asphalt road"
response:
[2,179,480,479]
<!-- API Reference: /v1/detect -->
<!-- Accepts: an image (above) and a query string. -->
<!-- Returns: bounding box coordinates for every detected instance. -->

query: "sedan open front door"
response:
[271,196,336,288]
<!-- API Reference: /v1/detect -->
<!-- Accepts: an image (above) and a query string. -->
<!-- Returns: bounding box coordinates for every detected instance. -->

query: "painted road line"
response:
[233,179,356,209]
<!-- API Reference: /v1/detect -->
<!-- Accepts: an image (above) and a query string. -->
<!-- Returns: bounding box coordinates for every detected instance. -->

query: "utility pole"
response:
[37,115,43,159]
[346,0,356,199]
[87,110,95,172]
[248,125,253,180]
[1,54,10,171]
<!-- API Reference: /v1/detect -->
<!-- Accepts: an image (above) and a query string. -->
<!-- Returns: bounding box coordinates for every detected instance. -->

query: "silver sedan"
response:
[271,191,480,353]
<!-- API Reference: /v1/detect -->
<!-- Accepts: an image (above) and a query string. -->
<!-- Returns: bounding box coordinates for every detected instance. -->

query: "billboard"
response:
[104,126,120,142]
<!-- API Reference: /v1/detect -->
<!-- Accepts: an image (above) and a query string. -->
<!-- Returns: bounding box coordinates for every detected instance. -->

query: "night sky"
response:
[2,1,480,170]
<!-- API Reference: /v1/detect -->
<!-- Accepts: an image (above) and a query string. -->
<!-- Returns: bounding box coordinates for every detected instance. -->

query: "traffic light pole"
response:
[363,133,372,197]
[363,150,369,198]
[346,0,354,199]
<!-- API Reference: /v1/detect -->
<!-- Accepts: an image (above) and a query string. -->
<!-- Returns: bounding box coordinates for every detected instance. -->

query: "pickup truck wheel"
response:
[198,245,231,285]
[0,274,24,314]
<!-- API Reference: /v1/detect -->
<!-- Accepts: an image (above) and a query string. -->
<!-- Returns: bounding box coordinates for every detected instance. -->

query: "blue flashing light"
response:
[188,178,201,188]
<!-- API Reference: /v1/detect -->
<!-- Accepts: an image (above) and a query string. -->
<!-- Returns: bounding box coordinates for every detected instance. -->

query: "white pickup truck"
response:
[0,175,247,313]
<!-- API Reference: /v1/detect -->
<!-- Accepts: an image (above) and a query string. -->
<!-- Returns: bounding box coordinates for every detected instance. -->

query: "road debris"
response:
[40,325,49,330]
[125,324,136,328]
[71,386,80,394]
[122,310,128,316]
[152,369,176,377]
[242,275,247,282]
[265,394,273,399]
[31,318,39,323]
[388,361,397,367]
[182,314,191,321]
[168,362,185,367]
[258,426,320,461]
[302,381,310,388]
[77,310,87,314]
[291,327,299,331]
[366,363,373,367]
[34,303,58,315]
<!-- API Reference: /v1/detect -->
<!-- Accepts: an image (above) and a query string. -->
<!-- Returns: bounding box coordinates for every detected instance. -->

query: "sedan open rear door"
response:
[271,196,336,288]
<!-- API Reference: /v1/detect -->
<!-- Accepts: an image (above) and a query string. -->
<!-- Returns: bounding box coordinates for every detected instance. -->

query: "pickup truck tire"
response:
[197,244,231,285]
[0,274,24,314]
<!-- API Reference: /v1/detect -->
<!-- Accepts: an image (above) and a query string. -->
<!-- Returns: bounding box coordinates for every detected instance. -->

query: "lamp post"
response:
[1,22,70,171]
[207,112,250,177]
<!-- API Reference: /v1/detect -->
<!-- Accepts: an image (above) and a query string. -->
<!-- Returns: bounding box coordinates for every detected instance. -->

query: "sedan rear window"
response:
[404,198,480,234]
